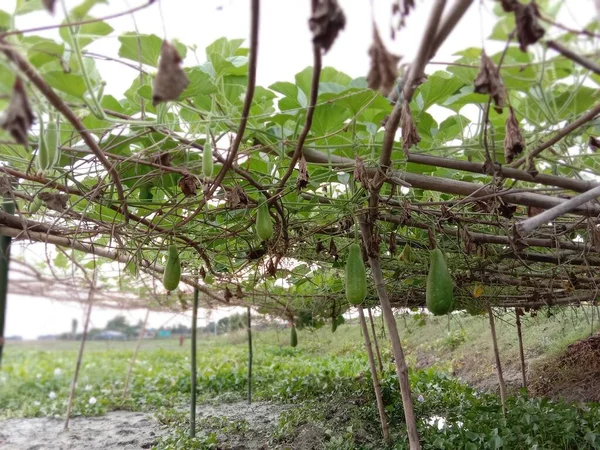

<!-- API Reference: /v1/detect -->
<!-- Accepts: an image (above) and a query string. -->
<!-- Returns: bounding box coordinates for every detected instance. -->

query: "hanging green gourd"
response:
[36,115,60,176]
[290,325,298,347]
[256,202,273,241]
[426,248,454,315]
[163,244,181,291]
[345,243,367,306]
[202,134,213,178]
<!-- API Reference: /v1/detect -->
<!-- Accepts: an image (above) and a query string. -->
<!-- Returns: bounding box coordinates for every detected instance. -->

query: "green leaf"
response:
[43,71,88,98]
[70,0,107,19]
[416,71,466,111]
[53,252,69,269]
[0,9,11,31]
[181,68,218,98]
[118,33,186,68]
[15,0,44,15]
[59,18,113,48]
[22,37,65,68]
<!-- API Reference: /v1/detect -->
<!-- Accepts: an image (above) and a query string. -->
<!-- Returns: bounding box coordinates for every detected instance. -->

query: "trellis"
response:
[1,0,600,448]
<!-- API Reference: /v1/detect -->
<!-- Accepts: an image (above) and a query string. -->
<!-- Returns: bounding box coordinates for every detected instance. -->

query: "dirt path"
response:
[0,402,292,450]
[0,411,164,450]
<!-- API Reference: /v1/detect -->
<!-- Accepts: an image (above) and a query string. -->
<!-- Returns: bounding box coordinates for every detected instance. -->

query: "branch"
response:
[547,40,600,75]
[516,183,600,236]
[511,102,600,168]
[0,225,226,303]
[176,0,260,228]
[407,153,599,193]
[0,40,130,222]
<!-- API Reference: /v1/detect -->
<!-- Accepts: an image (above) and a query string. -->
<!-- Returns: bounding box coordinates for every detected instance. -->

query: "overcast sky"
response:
[3,0,597,339]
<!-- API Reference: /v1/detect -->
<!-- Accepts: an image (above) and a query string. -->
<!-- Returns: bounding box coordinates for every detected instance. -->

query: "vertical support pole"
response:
[368,307,384,374]
[247,305,253,405]
[488,305,507,415]
[122,309,150,401]
[65,276,95,430]
[359,308,390,443]
[358,217,420,450]
[0,199,14,369]
[190,286,199,438]
[515,308,527,393]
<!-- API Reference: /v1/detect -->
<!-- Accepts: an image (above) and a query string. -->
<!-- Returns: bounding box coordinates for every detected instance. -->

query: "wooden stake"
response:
[190,286,199,438]
[359,308,390,443]
[122,309,150,402]
[64,277,95,431]
[488,305,507,415]
[359,218,421,450]
[368,307,384,374]
[515,308,527,393]
[0,198,14,369]
[247,305,253,405]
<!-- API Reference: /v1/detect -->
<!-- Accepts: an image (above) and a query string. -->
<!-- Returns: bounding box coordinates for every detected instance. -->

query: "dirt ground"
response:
[0,411,164,450]
[0,402,293,450]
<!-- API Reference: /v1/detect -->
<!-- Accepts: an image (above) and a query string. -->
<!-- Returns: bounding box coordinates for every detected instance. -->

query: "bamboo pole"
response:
[359,217,421,450]
[190,286,199,438]
[515,308,527,393]
[0,198,14,369]
[487,305,507,415]
[64,276,95,430]
[247,305,253,405]
[358,308,390,444]
[122,309,150,402]
[368,307,384,374]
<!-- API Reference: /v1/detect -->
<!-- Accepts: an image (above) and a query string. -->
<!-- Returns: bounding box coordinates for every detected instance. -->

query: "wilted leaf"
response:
[354,156,369,186]
[589,136,600,152]
[199,266,206,280]
[308,0,346,53]
[151,151,171,167]
[0,78,34,146]
[329,238,338,261]
[391,0,416,30]
[497,199,517,219]
[527,206,545,217]
[236,284,244,298]
[473,284,484,298]
[296,154,310,191]
[589,219,600,251]
[152,41,190,106]
[0,177,13,196]
[315,240,325,254]
[38,191,69,212]
[42,0,56,13]
[504,106,524,164]
[460,225,474,254]
[514,3,544,52]
[401,102,420,153]
[367,26,401,96]
[178,174,197,197]
[226,186,249,208]
[474,52,505,113]
[388,231,397,255]
[224,287,233,302]
[499,0,518,12]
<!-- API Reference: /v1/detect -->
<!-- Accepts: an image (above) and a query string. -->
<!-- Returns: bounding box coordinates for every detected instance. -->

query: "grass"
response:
[1,307,599,449]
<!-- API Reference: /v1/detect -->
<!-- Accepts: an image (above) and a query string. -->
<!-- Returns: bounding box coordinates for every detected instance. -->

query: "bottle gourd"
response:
[426,248,454,315]
[256,202,273,241]
[163,245,181,291]
[345,243,367,305]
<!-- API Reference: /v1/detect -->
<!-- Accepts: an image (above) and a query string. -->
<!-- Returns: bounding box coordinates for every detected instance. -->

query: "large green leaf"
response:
[118,33,186,67]
[59,18,113,48]
[415,71,466,112]
[22,36,65,68]
[43,71,87,98]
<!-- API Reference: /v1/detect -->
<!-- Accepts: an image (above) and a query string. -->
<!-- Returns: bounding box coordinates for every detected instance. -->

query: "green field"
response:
[1,310,599,449]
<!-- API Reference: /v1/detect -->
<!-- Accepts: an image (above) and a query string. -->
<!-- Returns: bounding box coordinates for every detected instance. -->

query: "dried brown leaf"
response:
[474,52,506,113]
[401,102,420,153]
[329,238,338,261]
[42,0,56,13]
[514,3,544,52]
[589,136,600,152]
[367,26,401,97]
[226,186,249,208]
[391,0,416,29]
[527,158,538,177]
[151,151,171,167]
[152,41,190,106]
[178,174,197,197]
[315,240,325,254]
[460,226,474,254]
[296,154,310,191]
[499,0,519,12]
[38,191,68,212]
[589,219,600,251]
[224,287,233,302]
[236,284,244,298]
[1,78,34,146]
[388,231,397,256]
[504,106,525,164]
[0,176,13,196]
[427,228,436,250]
[266,258,277,277]
[247,246,267,260]
[309,0,346,53]
[354,156,370,186]
[497,200,517,219]
[199,266,207,280]
[527,206,545,217]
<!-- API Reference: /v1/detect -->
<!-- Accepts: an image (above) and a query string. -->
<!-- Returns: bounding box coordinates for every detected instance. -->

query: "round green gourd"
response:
[426,248,454,316]
[345,243,367,306]
[256,202,273,241]
[202,140,213,178]
[290,325,298,347]
[162,244,181,291]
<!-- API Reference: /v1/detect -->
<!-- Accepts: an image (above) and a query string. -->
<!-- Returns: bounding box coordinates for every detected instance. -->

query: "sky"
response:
[2,0,598,339]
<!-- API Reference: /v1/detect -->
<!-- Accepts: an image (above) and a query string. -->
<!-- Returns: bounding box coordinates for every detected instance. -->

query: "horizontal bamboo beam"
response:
[302,148,600,217]
[406,153,599,193]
